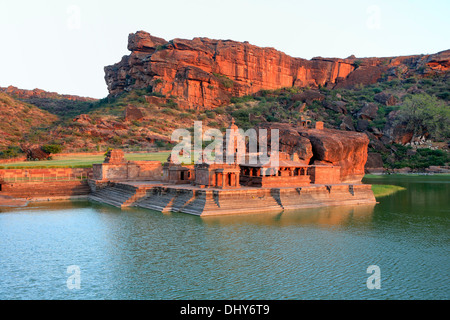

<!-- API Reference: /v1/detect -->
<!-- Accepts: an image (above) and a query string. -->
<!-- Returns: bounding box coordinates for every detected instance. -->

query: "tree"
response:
[41,144,63,154]
[396,94,450,141]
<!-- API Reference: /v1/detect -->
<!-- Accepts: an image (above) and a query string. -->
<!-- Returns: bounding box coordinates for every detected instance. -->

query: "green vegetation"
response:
[0,146,22,159]
[353,60,363,68]
[386,145,449,169]
[371,184,406,198]
[212,73,234,89]
[395,94,450,141]
[21,98,100,120]
[41,144,63,154]
[1,71,448,171]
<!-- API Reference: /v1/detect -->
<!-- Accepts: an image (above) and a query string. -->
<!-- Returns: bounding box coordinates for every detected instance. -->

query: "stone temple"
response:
[88,120,376,216]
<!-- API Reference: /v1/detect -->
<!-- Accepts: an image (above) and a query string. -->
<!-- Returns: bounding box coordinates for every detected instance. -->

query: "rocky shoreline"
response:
[365,165,450,175]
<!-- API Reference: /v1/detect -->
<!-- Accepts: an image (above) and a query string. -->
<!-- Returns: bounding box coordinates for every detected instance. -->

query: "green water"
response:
[0,175,448,300]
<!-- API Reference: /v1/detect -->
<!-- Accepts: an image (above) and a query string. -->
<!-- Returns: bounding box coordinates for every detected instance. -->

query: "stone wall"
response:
[0,157,27,164]
[0,181,91,199]
[133,183,376,216]
[0,167,93,180]
[240,175,311,188]
[92,161,162,181]
[308,166,341,185]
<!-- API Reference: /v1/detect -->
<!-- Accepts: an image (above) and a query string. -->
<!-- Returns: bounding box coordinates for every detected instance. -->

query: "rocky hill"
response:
[1,31,448,171]
[0,92,58,148]
[0,86,99,119]
[0,86,97,102]
[105,30,450,110]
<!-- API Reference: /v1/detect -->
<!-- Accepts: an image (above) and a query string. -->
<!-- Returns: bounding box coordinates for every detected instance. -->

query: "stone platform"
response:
[88,180,376,216]
[0,194,29,207]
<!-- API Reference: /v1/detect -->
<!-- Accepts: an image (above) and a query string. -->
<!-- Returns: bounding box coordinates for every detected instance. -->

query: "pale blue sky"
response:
[1,0,449,98]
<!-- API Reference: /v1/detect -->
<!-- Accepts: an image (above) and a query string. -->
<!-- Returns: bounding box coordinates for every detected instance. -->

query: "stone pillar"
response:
[217,173,223,187]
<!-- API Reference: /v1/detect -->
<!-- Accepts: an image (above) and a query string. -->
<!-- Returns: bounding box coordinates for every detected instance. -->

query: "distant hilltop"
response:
[0,85,97,102]
[104,30,450,110]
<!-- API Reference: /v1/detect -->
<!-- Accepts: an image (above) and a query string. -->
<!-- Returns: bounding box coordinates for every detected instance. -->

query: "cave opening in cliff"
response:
[308,153,318,165]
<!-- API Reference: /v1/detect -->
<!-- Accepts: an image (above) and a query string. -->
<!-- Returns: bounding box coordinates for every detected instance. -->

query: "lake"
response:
[0,175,448,300]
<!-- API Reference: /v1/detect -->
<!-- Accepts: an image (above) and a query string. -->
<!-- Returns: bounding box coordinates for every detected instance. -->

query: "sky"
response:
[0,0,449,99]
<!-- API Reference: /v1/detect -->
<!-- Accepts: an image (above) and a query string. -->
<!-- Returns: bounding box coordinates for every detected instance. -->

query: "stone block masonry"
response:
[0,168,93,201]
[129,183,376,216]
[92,161,162,181]
[0,167,93,181]
[1,181,91,200]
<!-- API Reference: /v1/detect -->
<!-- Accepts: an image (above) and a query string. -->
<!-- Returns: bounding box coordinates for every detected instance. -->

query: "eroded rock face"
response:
[104,31,358,109]
[256,123,313,164]
[105,31,449,110]
[299,128,369,183]
[256,123,369,183]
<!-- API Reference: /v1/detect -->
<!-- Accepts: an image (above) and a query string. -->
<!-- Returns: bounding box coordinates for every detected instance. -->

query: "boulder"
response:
[127,31,166,53]
[255,123,313,164]
[356,119,370,132]
[374,92,398,106]
[358,102,378,120]
[124,105,144,121]
[340,115,355,131]
[365,152,384,169]
[298,128,370,183]
[256,123,370,183]
[291,90,325,105]
[323,100,347,114]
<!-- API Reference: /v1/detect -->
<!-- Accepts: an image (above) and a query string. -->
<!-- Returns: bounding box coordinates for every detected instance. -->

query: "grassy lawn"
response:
[371,184,406,198]
[0,151,172,169]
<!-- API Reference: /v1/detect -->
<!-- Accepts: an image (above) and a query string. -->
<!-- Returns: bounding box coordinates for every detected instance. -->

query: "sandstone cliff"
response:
[105,30,450,110]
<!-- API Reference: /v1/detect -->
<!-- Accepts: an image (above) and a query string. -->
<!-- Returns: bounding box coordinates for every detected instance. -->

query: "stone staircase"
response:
[134,187,182,213]
[195,190,283,215]
[89,184,148,208]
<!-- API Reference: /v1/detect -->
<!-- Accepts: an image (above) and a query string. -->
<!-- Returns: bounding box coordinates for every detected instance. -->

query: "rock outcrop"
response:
[299,128,369,183]
[256,123,369,183]
[105,30,450,110]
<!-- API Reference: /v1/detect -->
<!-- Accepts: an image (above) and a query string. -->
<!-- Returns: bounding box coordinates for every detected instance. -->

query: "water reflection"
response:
[201,204,376,228]
[0,175,448,299]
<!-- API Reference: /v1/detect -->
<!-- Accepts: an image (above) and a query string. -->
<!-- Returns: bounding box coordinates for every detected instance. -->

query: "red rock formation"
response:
[298,128,369,184]
[105,31,450,110]
[255,123,369,183]
[256,123,313,165]
[124,105,144,121]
